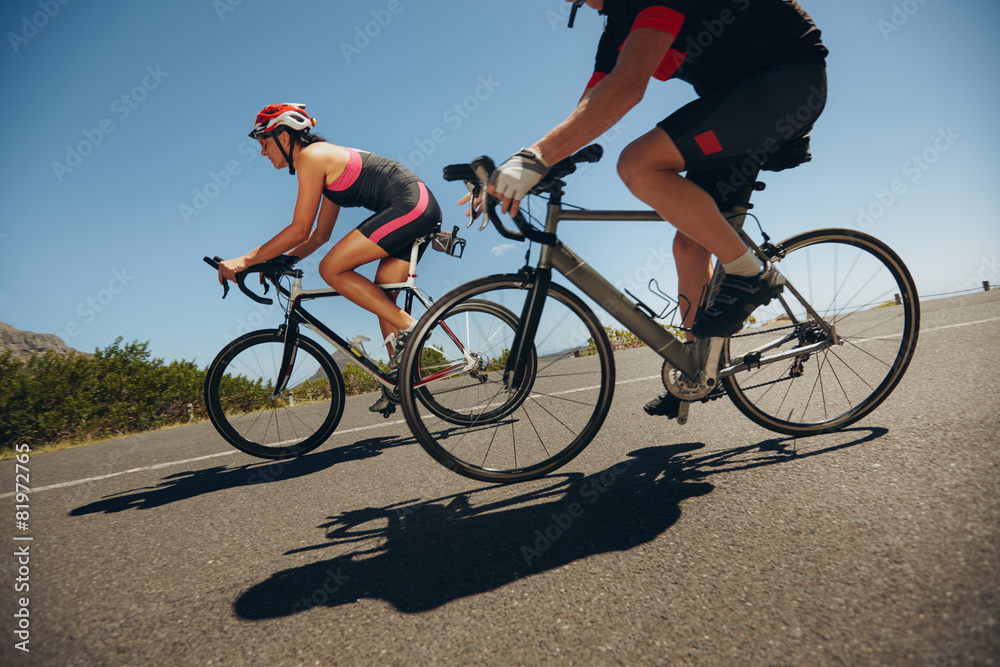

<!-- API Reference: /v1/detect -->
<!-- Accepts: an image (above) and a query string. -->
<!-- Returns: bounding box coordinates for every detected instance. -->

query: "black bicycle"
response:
[201,230,529,459]
[396,144,920,482]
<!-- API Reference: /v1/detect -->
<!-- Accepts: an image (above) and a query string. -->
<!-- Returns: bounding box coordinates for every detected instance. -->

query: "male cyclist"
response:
[485,0,827,417]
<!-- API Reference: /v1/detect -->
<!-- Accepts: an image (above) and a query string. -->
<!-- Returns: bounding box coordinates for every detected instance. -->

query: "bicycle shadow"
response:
[68,434,411,515]
[233,426,886,618]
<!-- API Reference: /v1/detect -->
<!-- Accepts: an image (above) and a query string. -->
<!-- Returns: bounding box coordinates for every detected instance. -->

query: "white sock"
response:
[400,319,415,334]
[722,248,764,277]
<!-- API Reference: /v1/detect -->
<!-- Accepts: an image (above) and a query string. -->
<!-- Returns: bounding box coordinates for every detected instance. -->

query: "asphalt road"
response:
[2,291,998,666]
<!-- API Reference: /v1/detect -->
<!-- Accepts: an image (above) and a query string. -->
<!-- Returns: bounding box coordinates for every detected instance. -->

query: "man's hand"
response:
[488,148,549,218]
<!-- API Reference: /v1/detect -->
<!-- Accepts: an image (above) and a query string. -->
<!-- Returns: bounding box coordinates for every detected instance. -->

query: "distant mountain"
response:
[0,321,87,362]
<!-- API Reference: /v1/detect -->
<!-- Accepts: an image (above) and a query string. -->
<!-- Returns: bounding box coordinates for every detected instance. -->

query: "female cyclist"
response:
[218,103,443,415]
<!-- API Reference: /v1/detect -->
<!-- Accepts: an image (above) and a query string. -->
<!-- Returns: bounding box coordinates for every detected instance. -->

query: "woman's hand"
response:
[458,192,484,221]
[219,256,249,285]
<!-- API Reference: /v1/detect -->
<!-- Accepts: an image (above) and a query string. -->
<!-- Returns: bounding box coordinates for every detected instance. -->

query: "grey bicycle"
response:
[397,144,920,483]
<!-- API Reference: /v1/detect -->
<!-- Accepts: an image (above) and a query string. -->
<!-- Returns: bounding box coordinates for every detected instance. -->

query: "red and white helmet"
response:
[248,103,316,138]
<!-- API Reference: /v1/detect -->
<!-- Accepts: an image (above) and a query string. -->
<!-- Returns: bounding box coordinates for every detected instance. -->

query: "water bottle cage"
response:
[432,226,467,258]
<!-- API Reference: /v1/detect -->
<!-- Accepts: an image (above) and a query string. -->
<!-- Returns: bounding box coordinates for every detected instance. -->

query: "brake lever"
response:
[472,162,493,232]
[206,255,231,299]
[568,0,585,28]
[465,181,479,228]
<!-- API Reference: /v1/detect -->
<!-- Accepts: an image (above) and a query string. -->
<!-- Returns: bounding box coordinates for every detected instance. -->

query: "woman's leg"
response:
[319,230,414,340]
[372,256,413,356]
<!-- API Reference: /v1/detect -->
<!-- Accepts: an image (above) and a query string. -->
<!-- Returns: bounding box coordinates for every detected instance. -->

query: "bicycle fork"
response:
[504,267,551,392]
[272,321,300,399]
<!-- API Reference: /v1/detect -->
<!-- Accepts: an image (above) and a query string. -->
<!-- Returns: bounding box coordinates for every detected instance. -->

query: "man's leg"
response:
[617,128,751,332]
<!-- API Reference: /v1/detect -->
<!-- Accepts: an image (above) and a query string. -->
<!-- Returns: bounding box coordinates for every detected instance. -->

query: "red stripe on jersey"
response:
[587,71,608,89]
[694,130,723,156]
[632,6,685,37]
[653,49,687,81]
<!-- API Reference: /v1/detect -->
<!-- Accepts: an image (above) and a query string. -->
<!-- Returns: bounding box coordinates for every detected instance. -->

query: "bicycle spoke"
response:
[725,230,918,435]
[400,280,614,482]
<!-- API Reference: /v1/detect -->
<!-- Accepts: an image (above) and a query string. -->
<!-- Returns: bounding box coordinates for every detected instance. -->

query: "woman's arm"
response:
[219,146,345,282]
[287,197,339,260]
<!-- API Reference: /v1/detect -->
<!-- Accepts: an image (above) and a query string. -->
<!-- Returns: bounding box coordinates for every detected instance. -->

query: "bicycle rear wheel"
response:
[205,329,346,458]
[399,274,615,483]
[722,228,919,435]
[411,299,536,425]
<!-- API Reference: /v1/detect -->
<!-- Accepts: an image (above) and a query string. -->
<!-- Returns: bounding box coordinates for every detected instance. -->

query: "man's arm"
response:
[536,27,675,164]
[494,27,676,216]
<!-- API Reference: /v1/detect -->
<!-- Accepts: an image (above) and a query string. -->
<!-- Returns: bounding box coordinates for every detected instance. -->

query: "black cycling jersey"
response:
[323,148,441,261]
[590,0,827,95]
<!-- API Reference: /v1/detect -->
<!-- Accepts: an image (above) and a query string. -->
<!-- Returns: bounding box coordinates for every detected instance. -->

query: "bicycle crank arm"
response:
[676,401,690,425]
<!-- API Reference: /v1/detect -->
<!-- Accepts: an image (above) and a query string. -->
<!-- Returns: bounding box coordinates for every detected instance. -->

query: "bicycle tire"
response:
[412,299,537,425]
[399,274,615,483]
[722,228,919,435]
[205,329,346,459]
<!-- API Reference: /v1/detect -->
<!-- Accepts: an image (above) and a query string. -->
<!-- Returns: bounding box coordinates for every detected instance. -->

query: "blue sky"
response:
[1,0,998,367]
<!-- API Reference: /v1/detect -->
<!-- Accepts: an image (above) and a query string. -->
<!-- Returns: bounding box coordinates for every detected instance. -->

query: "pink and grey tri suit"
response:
[323,148,442,261]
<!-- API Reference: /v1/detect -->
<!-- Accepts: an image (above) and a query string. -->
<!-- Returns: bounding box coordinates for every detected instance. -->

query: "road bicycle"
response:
[396,144,920,483]
[200,228,527,460]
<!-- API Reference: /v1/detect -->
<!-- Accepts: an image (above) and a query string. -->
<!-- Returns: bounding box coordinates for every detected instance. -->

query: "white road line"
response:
[0,451,238,498]
[854,316,1000,342]
[11,315,996,497]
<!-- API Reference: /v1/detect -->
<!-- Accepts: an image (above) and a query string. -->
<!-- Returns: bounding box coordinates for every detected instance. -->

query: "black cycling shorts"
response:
[657,63,827,210]
[356,180,442,262]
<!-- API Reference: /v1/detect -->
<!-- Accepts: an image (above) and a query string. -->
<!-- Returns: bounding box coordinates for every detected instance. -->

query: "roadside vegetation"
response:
[0,327,680,457]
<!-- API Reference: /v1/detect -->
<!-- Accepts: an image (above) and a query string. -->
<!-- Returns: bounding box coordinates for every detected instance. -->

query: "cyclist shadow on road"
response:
[68,434,411,515]
[234,426,886,618]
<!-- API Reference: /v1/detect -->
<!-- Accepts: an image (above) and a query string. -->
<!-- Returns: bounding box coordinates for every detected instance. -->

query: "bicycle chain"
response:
[694,322,811,400]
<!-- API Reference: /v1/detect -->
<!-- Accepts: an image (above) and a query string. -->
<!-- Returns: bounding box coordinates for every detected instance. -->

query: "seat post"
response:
[722,166,763,233]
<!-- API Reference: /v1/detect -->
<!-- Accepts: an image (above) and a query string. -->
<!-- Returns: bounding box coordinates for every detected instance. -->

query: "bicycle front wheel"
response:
[205,329,346,458]
[399,275,615,483]
[722,228,919,435]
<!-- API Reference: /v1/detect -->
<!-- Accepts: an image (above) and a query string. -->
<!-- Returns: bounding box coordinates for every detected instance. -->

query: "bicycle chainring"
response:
[661,361,718,402]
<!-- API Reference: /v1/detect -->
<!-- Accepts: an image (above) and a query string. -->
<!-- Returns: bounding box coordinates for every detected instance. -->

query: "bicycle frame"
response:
[503,171,838,397]
[269,237,477,399]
